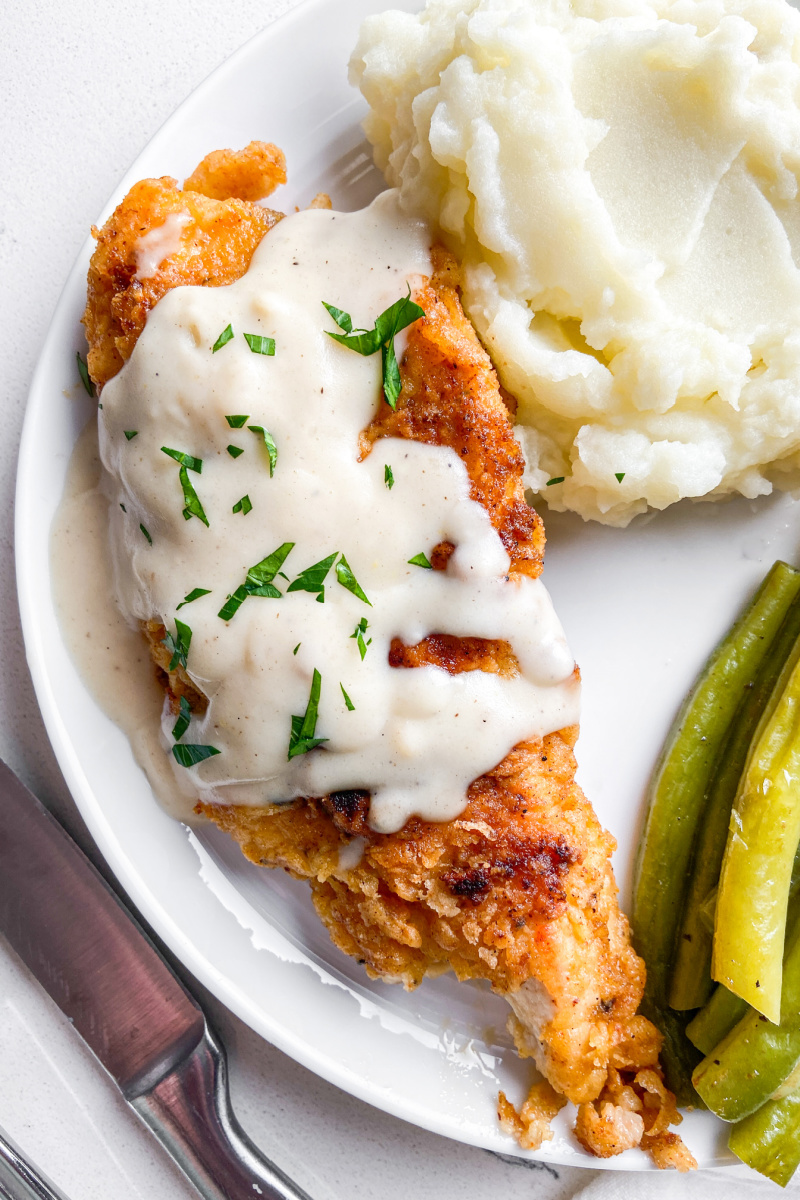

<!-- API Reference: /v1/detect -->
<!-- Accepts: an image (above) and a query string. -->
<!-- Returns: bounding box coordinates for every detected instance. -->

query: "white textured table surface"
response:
[0,3,781,1197]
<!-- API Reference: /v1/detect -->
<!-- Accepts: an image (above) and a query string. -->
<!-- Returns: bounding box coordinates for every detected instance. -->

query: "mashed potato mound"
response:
[352,0,800,525]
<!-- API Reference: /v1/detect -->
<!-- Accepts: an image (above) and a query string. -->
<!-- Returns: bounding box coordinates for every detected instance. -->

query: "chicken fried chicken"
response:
[82,147,694,1170]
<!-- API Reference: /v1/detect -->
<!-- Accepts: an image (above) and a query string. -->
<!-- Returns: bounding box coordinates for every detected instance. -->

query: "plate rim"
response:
[14,0,735,1172]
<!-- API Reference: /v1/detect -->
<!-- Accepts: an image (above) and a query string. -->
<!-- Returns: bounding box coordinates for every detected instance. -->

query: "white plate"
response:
[17,0,799,1170]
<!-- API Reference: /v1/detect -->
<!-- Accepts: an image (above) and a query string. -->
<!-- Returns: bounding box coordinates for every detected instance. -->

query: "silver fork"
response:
[0,1126,68,1200]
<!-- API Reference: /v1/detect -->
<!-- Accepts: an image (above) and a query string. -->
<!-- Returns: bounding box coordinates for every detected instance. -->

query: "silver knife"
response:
[0,758,313,1200]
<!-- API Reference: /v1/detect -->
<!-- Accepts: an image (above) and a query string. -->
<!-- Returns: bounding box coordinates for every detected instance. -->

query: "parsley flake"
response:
[140,523,152,545]
[350,617,372,660]
[287,552,338,603]
[176,587,211,610]
[381,338,401,409]
[227,444,244,459]
[293,643,301,655]
[172,695,192,742]
[179,466,209,526]
[173,744,220,767]
[218,542,295,621]
[232,494,252,516]
[124,430,138,441]
[322,302,352,333]
[322,291,424,409]
[336,555,371,606]
[243,332,276,356]
[119,503,127,513]
[161,619,192,672]
[287,669,328,760]
[225,415,249,428]
[615,472,625,483]
[212,324,234,353]
[408,551,432,569]
[248,425,278,477]
[340,684,355,712]
[384,464,394,490]
[76,351,95,398]
[161,446,203,473]
[546,477,565,487]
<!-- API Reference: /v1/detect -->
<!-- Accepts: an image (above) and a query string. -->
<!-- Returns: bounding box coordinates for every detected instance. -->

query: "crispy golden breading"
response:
[84,178,282,388]
[182,140,286,201]
[498,1081,567,1152]
[83,152,694,1169]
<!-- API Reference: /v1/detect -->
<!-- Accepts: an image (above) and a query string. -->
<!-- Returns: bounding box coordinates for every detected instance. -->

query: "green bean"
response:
[713,648,800,1022]
[633,561,800,1101]
[670,585,800,1010]
[686,984,748,1055]
[687,849,800,1056]
[728,1088,800,1186]
[694,903,800,1120]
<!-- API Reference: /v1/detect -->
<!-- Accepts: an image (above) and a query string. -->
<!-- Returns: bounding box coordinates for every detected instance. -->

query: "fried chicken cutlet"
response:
[82,143,694,1169]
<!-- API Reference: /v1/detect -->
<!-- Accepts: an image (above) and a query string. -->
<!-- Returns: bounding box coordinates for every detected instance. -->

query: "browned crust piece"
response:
[83,153,694,1170]
[182,140,287,202]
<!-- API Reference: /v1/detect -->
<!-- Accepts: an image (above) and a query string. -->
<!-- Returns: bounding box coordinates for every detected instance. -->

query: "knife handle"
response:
[130,1023,313,1200]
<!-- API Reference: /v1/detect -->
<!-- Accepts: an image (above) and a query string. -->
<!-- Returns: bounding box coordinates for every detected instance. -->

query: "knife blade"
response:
[0,759,312,1200]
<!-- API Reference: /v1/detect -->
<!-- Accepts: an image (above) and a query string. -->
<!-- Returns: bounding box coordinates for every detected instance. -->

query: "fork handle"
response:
[0,1126,69,1200]
[130,1023,312,1200]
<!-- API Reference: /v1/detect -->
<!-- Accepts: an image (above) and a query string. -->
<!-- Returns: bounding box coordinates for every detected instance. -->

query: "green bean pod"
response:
[713,649,800,1022]
[670,585,800,1010]
[728,1088,800,1187]
[694,906,800,1120]
[633,561,800,1100]
[688,845,800,1055]
[686,984,748,1056]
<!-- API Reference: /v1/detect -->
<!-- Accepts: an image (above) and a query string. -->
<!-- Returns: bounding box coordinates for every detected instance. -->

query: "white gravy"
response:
[61,190,580,834]
[50,419,199,820]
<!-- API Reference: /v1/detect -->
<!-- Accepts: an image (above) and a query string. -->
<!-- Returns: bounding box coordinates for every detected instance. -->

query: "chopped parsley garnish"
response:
[384,464,394,490]
[173,743,220,767]
[225,415,249,428]
[322,291,424,409]
[140,523,152,544]
[171,695,192,742]
[293,643,301,655]
[322,303,352,333]
[179,466,209,526]
[119,503,127,513]
[161,619,192,672]
[218,542,295,621]
[212,324,234,353]
[232,494,252,515]
[615,472,625,483]
[287,668,328,760]
[408,551,432,569]
[161,446,203,473]
[76,351,95,398]
[227,445,244,459]
[340,684,355,712]
[350,617,372,660]
[160,447,209,525]
[546,477,565,487]
[287,552,338,603]
[176,587,211,610]
[243,332,276,356]
[248,425,278,477]
[124,430,138,441]
[381,338,402,408]
[336,555,371,606]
